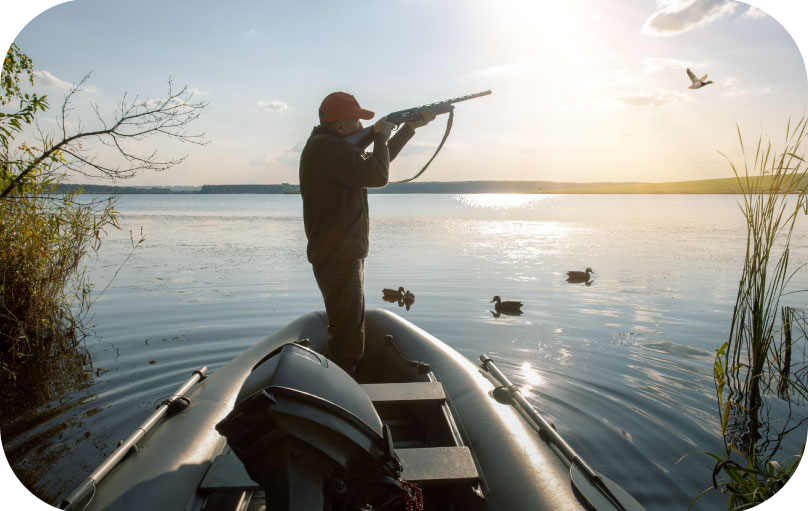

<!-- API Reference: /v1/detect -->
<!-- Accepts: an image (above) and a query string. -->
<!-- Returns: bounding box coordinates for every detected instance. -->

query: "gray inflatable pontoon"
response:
[60,309,646,511]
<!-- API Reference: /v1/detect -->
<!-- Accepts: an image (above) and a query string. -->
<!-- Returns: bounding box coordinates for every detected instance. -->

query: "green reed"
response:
[695,446,804,510]
[694,118,808,509]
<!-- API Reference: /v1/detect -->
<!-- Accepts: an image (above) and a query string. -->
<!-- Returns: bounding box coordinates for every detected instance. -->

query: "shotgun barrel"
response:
[345,90,491,149]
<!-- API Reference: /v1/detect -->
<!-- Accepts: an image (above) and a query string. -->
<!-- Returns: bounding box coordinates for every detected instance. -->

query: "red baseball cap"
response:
[318,92,374,122]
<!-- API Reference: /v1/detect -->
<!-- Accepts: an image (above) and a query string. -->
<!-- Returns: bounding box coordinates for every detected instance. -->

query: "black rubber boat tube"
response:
[59,366,208,511]
[480,355,644,511]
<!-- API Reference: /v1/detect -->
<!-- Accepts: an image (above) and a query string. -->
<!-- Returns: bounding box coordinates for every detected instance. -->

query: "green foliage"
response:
[0,183,117,404]
[687,447,804,510]
[695,118,808,509]
[2,43,35,100]
[1,43,49,151]
[0,45,118,408]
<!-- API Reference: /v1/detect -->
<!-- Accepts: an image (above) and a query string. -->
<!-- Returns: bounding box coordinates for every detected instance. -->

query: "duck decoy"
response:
[566,268,594,283]
[382,286,405,299]
[401,290,415,311]
[490,296,523,311]
[686,68,714,89]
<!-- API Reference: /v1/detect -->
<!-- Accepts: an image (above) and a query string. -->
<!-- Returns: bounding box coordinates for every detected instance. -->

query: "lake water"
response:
[4,193,808,509]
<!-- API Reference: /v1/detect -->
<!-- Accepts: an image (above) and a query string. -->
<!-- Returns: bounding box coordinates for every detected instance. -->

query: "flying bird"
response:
[687,68,714,89]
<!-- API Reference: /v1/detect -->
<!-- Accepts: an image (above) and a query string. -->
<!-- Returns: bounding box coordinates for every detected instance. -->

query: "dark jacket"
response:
[299,124,415,265]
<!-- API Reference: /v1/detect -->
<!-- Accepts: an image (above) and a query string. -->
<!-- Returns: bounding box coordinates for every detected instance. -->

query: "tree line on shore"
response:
[55,175,808,195]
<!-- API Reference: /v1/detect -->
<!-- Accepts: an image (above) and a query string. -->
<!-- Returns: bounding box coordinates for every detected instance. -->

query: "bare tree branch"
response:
[2,76,208,198]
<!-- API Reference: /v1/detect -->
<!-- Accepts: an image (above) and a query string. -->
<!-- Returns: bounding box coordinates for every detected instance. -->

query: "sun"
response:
[483,1,591,68]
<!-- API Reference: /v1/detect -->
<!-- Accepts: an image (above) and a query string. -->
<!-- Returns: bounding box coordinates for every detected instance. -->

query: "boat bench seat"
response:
[397,446,478,485]
[199,445,477,493]
[361,382,446,404]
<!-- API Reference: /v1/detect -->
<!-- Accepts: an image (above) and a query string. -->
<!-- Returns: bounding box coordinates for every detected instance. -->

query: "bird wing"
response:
[686,68,697,83]
[700,74,709,82]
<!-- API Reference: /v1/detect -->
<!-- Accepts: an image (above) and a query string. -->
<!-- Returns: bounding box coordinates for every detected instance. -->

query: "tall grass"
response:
[0,170,118,416]
[703,117,808,509]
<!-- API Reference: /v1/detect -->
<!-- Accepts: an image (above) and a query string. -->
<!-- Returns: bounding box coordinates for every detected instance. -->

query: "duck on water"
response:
[382,287,405,299]
[489,295,523,312]
[567,267,594,283]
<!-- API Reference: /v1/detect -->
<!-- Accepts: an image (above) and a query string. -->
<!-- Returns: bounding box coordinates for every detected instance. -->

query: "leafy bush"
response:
[1,43,204,417]
[0,180,117,406]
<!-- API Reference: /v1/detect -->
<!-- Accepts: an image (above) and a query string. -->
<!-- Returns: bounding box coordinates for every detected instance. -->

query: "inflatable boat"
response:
[60,309,646,511]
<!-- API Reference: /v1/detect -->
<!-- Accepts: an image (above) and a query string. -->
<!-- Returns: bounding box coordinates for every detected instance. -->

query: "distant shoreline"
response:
[57,175,807,195]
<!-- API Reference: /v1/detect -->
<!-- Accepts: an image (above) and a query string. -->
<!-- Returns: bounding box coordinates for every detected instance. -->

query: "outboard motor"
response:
[216,343,404,510]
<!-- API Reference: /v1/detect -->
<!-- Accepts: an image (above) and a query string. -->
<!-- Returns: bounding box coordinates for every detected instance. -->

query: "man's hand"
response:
[372,116,395,139]
[405,108,437,130]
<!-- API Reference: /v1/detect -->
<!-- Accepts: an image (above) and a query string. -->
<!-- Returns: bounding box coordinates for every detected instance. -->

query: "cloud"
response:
[249,143,303,167]
[586,69,634,88]
[612,89,687,107]
[145,95,192,109]
[642,57,693,73]
[643,0,739,36]
[722,76,745,97]
[643,0,808,36]
[258,99,288,112]
[244,28,262,38]
[744,0,808,18]
[721,76,772,97]
[33,70,75,90]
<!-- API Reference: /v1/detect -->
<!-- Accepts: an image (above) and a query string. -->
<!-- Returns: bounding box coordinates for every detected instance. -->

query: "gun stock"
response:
[344,90,491,149]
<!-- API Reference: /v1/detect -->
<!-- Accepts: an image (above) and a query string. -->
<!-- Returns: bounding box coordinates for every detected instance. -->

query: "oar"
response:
[480,355,646,511]
[59,366,208,511]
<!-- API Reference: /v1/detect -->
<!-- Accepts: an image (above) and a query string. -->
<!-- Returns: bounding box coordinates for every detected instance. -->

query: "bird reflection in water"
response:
[490,308,523,318]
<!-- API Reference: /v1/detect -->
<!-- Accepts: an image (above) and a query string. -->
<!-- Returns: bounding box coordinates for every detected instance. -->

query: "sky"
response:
[2,1,808,187]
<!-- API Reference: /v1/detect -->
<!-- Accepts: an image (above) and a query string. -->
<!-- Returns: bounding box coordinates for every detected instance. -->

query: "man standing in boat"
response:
[299,92,435,374]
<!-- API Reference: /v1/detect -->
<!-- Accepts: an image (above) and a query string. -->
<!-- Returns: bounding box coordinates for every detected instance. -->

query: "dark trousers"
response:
[312,259,365,374]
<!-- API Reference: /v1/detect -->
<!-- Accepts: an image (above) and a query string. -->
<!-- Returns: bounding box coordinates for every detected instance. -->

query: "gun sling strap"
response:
[390,109,454,184]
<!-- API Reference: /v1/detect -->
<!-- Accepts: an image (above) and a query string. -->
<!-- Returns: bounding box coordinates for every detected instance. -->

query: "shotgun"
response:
[344,90,491,150]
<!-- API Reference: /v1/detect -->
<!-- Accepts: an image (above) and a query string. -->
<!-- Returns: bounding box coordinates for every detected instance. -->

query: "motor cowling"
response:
[215,343,402,510]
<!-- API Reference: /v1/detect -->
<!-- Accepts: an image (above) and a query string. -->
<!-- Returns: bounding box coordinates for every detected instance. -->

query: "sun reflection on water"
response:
[520,361,545,392]
[454,193,553,210]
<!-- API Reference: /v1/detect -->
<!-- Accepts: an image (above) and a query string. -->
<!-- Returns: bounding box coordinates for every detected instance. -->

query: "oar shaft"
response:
[480,355,626,511]
[59,366,207,510]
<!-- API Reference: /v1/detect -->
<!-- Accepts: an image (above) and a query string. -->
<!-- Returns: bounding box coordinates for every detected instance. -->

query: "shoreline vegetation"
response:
[55,174,808,195]
[690,118,808,509]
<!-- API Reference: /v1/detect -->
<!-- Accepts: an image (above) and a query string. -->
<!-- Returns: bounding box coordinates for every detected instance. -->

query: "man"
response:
[299,92,435,374]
